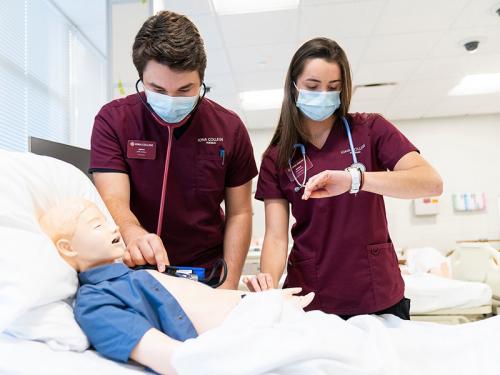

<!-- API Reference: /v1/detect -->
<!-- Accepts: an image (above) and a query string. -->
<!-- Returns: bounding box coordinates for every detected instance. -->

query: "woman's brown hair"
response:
[268,37,352,167]
[132,10,207,81]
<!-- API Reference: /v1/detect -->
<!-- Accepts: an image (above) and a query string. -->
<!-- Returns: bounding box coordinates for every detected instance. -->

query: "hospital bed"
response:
[397,246,495,324]
[0,333,146,374]
[404,273,493,324]
[0,150,150,373]
[448,242,500,298]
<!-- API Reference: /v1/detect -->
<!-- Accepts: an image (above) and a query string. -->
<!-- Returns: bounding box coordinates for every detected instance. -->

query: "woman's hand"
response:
[242,273,275,292]
[301,170,351,200]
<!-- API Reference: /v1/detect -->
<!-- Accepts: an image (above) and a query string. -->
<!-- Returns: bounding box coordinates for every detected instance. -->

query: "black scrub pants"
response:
[339,297,411,321]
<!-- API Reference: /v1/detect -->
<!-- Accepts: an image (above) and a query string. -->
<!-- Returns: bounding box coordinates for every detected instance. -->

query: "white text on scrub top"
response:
[198,137,224,145]
[341,143,365,155]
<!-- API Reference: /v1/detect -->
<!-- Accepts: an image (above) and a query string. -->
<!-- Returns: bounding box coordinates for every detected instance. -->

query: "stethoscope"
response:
[135,79,207,236]
[289,116,366,192]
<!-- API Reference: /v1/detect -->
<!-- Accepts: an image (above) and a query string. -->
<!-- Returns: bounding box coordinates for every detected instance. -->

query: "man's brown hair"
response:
[132,10,207,81]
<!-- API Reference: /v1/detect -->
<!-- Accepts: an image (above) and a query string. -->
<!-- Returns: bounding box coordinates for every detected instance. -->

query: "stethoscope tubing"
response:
[289,115,363,191]
[135,80,206,236]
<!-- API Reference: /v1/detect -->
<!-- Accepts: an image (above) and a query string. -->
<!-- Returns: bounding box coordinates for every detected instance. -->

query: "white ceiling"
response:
[117,0,500,128]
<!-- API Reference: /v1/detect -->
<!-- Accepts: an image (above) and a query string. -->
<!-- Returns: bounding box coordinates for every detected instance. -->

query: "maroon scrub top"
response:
[90,94,258,268]
[255,113,418,315]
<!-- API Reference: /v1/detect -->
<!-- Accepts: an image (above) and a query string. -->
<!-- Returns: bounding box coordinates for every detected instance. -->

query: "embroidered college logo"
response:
[340,143,366,155]
[197,137,224,145]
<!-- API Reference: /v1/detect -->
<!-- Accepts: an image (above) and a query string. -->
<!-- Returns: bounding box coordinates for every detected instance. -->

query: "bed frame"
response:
[411,304,493,324]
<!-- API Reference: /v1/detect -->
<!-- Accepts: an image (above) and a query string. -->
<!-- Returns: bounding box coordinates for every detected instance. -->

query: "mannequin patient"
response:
[39,199,314,375]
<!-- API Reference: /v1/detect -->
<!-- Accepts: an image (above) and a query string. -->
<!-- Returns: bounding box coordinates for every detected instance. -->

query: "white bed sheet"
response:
[0,333,147,375]
[172,290,500,375]
[403,273,492,314]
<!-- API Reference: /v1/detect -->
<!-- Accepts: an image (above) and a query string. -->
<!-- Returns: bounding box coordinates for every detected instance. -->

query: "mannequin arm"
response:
[130,328,182,375]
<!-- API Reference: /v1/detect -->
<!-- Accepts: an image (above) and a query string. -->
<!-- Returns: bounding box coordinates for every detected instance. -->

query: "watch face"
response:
[350,162,366,172]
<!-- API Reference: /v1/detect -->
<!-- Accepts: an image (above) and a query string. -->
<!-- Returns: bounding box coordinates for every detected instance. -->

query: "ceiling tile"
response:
[363,32,443,62]
[226,43,296,74]
[451,0,500,29]
[234,70,288,92]
[218,10,298,47]
[205,48,232,77]
[299,0,385,40]
[189,14,224,50]
[430,26,500,58]
[412,54,500,81]
[395,79,453,99]
[373,0,469,35]
[354,60,420,85]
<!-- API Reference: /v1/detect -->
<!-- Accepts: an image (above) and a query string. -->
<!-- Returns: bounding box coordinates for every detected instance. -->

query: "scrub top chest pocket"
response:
[196,149,226,192]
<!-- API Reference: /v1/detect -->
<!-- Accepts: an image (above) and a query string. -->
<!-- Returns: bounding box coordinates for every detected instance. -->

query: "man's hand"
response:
[302,170,351,200]
[123,231,169,272]
[242,273,275,292]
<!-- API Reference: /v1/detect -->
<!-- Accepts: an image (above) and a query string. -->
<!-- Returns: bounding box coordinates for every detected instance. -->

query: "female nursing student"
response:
[244,38,443,319]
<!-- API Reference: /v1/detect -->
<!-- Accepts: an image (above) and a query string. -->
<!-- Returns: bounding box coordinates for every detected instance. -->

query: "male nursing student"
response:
[89,11,258,289]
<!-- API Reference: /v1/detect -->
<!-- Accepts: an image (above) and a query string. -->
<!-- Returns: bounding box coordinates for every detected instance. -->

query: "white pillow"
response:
[0,149,114,350]
[7,301,89,352]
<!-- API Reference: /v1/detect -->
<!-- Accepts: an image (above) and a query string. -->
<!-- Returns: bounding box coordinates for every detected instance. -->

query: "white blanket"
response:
[172,290,500,375]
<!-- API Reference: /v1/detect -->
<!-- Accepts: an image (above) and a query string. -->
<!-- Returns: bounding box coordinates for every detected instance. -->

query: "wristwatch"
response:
[345,167,361,194]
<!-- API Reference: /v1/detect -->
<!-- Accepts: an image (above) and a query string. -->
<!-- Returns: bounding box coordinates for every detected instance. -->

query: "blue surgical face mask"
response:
[145,89,199,123]
[294,83,341,121]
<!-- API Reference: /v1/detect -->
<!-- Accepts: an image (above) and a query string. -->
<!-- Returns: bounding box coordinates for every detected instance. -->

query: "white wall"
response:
[248,113,500,252]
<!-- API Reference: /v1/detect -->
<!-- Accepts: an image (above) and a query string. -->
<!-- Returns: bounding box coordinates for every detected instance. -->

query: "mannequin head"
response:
[39,199,125,272]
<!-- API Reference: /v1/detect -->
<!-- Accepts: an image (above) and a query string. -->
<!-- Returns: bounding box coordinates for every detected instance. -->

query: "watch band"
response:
[346,167,361,194]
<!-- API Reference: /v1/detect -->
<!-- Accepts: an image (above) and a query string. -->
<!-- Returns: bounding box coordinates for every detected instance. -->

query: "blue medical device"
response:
[134,258,228,288]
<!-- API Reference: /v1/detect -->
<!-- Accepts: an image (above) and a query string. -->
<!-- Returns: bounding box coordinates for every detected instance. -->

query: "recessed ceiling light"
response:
[448,73,500,96]
[212,0,299,15]
[240,89,283,111]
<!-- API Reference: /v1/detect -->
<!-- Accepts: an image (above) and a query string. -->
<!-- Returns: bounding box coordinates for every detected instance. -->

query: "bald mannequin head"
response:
[39,199,125,272]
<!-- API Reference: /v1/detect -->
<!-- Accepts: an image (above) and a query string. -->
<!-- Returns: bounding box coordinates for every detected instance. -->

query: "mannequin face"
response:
[66,203,125,269]
[41,200,126,272]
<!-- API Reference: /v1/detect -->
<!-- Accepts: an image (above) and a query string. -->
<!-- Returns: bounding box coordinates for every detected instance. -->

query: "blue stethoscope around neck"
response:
[289,116,366,192]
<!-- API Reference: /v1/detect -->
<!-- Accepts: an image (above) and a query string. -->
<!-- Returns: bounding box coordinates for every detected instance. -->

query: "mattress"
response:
[403,273,492,314]
[0,333,147,374]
